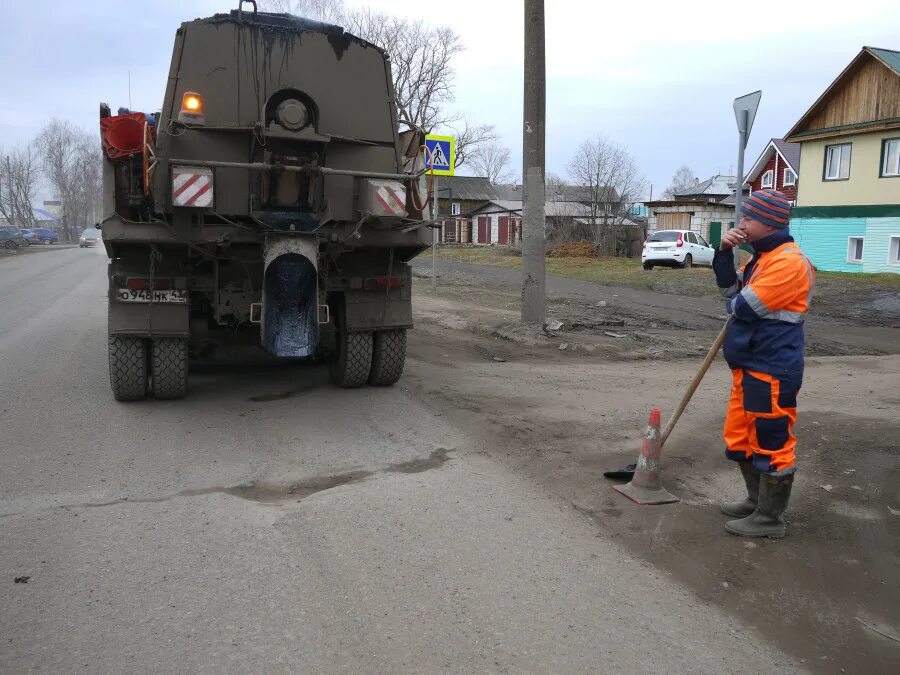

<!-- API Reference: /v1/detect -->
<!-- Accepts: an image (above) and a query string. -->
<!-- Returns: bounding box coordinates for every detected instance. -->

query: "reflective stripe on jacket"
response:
[713,230,815,387]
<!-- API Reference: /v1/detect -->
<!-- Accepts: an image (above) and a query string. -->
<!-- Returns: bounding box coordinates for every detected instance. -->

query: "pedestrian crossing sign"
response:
[424,135,455,176]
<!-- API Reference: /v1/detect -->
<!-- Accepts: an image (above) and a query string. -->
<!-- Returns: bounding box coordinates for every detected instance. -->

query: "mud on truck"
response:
[99,2,432,401]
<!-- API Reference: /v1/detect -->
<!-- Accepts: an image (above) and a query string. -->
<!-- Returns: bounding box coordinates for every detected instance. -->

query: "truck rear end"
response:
[99,2,431,400]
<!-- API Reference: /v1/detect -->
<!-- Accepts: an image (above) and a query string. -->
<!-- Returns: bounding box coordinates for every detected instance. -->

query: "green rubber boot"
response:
[725,473,793,538]
[720,461,759,517]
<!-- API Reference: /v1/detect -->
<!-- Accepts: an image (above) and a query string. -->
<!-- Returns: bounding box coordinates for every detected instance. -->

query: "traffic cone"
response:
[613,407,680,505]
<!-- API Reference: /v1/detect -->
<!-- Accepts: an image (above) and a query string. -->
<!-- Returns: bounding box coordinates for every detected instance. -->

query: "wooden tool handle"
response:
[660,322,729,448]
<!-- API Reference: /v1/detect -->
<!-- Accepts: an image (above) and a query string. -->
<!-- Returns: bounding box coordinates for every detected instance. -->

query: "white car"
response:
[642,229,715,269]
[79,227,102,248]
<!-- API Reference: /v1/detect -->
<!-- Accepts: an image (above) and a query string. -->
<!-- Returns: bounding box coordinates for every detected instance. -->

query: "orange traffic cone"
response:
[613,407,680,505]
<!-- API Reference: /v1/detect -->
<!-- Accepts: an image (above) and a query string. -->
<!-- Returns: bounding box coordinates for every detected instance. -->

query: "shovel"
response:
[659,322,729,448]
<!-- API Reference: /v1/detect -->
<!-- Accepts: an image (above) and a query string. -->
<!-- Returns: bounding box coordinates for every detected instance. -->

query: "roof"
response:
[720,190,749,205]
[645,199,736,208]
[32,208,60,221]
[674,174,736,198]
[437,176,503,201]
[470,199,522,214]
[743,139,801,185]
[468,199,603,218]
[868,46,900,75]
[786,46,900,141]
[439,178,619,204]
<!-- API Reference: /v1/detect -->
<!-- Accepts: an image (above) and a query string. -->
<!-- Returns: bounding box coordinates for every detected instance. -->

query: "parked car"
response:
[27,227,59,244]
[642,229,715,269]
[20,229,37,244]
[79,227,101,248]
[0,226,28,249]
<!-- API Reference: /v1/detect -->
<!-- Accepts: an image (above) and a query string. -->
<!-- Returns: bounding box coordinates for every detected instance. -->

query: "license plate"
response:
[116,289,188,304]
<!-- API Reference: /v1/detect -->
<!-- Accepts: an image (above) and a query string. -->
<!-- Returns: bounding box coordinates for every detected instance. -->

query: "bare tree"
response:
[35,119,102,241]
[0,145,41,229]
[545,172,567,188]
[468,140,514,185]
[567,136,647,255]
[452,118,500,171]
[663,165,698,198]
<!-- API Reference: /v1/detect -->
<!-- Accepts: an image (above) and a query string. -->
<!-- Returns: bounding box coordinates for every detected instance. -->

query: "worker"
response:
[713,189,814,538]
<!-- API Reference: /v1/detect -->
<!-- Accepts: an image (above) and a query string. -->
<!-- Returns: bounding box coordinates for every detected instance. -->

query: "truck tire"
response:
[109,336,148,401]
[151,338,188,400]
[329,330,373,388]
[368,329,406,386]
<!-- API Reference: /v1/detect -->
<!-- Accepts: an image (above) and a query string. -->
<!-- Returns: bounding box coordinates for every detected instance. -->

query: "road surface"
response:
[0,248,805,673]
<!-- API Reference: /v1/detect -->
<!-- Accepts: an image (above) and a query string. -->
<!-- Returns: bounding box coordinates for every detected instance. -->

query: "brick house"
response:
[744,139,801,203]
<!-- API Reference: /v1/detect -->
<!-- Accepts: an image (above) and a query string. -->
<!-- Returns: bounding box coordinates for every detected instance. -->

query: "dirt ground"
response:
[403,264,900,673]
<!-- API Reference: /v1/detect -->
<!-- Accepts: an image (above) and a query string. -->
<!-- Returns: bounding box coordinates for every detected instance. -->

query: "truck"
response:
[99,1,432,401]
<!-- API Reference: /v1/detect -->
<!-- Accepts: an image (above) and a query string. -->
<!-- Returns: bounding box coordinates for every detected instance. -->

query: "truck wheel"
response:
[368,329,407,386]
[109,336,148,401]
[329,330,373,388]
[151,338,188,400]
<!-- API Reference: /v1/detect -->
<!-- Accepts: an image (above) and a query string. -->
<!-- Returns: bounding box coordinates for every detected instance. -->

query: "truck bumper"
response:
[108,300,190,338]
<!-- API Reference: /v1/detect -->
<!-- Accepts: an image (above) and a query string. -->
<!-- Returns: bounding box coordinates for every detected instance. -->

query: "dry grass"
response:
[436,247,719,296]
[434,246,900,297]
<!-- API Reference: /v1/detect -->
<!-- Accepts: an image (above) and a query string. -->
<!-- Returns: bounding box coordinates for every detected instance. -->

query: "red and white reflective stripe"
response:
[374,184,406,216]
[172,167,214,208]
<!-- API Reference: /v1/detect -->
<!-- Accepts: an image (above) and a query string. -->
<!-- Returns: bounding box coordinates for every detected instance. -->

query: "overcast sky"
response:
[2,0,898,198]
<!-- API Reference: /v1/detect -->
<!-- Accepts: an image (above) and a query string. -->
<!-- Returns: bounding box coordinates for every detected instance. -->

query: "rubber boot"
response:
[720,461,759,517]
[725,474,794,539]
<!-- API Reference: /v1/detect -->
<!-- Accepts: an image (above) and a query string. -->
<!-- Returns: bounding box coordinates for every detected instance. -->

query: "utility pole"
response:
[521,0,546,325]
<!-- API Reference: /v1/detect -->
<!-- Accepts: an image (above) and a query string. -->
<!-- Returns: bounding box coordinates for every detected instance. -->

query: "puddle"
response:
[58,449,455,513]
[79,470,374,508]
[384,448,452,474]
[249,384,318,402]
[250,390,298,402]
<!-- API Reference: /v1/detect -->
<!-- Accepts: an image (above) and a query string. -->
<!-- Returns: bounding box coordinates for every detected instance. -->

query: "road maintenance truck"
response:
[99,1,431,400]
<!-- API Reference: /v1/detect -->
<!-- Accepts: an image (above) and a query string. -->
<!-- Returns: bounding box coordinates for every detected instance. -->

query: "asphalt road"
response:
[1,248,804,673]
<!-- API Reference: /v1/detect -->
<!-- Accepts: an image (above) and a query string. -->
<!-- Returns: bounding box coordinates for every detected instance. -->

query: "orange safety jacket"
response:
[713,230,815,387]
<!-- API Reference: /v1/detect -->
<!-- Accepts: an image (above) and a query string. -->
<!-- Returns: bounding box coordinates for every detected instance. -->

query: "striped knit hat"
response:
[741,189,792,229]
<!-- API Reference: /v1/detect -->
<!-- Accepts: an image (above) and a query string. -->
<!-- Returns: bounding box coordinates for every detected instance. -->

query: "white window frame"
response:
[603,203,612,214]
[847,236,864,264]
[889,236,900,266]
[881,138,900,177]
[825,143,851,181]
[761,170,774,188]
[451,202,461,216]
[783,167,797,186]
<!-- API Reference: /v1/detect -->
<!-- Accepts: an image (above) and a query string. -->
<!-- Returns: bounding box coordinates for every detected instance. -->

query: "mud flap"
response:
[262,236,319,357]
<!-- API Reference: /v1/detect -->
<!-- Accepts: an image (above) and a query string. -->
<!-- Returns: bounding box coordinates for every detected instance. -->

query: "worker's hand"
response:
[720,228,748,251]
